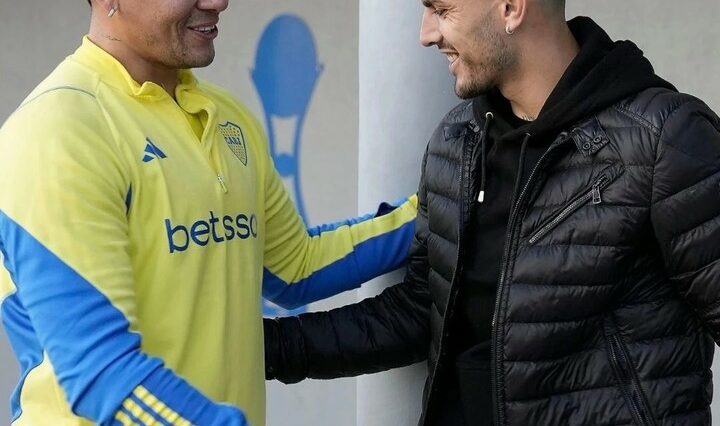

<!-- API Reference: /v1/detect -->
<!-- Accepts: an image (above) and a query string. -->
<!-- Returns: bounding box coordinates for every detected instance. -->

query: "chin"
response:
[455,77,491,99]
[196,57,215,68]
[454,82,479,100]
[176,45,216,69]
[184,54,215,69]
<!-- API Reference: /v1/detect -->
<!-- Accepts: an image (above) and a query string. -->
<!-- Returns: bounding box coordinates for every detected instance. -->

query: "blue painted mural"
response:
[253,15,323,317]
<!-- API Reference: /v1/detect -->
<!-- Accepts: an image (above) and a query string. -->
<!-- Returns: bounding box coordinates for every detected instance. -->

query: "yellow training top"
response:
[0,38,417,425]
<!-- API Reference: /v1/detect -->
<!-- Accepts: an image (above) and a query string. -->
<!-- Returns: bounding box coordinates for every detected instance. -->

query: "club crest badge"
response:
[219,122,248,166]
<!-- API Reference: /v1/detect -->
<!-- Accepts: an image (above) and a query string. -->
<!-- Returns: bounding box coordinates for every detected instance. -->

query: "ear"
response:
[94,0,118,17]
[501,0,528,34]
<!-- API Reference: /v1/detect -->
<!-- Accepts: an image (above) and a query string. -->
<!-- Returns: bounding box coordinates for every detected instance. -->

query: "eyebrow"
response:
[422,0,436,7]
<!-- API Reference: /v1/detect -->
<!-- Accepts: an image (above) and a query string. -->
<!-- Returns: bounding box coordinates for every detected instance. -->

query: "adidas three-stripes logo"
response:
[142,138,167,163]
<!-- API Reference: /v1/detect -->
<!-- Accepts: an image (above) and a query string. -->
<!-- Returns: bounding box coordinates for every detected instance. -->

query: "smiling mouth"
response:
[444,52,459,65]
[189,25,218,36]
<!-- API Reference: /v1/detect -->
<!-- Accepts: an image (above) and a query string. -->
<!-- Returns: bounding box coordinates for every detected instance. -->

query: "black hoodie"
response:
[433,16,676,426]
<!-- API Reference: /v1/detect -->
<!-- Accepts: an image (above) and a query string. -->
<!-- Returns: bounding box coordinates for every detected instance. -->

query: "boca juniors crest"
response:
[219,122,249,166]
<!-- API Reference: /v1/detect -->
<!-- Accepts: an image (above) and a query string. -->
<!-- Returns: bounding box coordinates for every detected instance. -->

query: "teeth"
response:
[446,53,458,63]
[194,26,215,33]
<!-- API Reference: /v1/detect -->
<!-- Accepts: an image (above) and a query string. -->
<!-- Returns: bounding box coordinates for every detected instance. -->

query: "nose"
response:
[197,0,229,12]
[419,9,441,47]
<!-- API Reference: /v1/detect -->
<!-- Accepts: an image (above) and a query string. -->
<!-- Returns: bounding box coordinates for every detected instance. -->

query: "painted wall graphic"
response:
[253,14,324,317]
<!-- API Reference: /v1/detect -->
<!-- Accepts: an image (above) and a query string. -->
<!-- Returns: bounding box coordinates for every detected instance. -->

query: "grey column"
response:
[357,1,458,425]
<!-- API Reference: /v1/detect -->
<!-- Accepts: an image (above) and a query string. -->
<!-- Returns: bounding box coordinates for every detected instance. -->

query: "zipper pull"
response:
[592,185,602,205]
[477,190,485,203]
[217,175,228,193]
[592,175,608,205]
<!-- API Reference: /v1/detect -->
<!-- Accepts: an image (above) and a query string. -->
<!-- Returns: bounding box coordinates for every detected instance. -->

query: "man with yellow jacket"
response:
[0,0,416,424]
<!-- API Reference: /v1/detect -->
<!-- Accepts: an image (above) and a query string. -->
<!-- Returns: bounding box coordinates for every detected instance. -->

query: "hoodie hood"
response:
[474,16,676,141]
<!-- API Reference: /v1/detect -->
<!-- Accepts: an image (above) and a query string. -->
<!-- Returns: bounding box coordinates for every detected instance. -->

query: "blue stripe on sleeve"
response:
[0,293,43,422]
[0,210,249,424]
[305,197,409,238]
[117,406,144,425]
[263,218,416,309]
[140,369,247,425]
[129,393,171,426]
[0,211,163,422]
[306,211,376,238]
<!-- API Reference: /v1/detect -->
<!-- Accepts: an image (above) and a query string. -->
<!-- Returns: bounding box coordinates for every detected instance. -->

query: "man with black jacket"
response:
[264,0,720,424]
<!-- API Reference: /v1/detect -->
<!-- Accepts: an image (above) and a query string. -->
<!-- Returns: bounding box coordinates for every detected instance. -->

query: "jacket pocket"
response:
[528,164,625,245]
[604,319,657,426]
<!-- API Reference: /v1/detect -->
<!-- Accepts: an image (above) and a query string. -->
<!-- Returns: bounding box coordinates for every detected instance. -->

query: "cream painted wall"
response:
[0,1,360,425]
[1,1,720,425]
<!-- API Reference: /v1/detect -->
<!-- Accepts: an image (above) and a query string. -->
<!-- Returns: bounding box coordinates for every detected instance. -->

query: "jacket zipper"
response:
[216,174,228,193]
[527,173,610,245]
[425,120,481,419]
[606,329,656,426]
[492,132,572,426]
[173,102,229,193]
[210,140,229,194]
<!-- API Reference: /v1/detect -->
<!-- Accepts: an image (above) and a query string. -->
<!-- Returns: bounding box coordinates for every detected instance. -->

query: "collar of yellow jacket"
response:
[72,36,200,101]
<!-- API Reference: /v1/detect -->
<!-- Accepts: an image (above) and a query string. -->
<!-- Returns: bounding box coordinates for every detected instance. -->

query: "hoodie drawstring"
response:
[477,112,494,203]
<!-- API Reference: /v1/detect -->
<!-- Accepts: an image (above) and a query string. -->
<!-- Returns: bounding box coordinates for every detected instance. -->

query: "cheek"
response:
[151,19,186,50]
[128,15,164,44]
[445,28,473,56]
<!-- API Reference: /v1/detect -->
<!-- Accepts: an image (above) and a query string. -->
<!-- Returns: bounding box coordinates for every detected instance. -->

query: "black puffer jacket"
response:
[265,20,720,426]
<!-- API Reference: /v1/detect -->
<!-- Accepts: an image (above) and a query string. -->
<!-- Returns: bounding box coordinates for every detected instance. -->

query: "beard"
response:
[141,32,216,71]
[168,39,216,69]
[454,69,496,99]
[453,13,514,99]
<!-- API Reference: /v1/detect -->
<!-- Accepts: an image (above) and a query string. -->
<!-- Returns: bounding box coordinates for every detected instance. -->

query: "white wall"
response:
[356,1,457,426]
[1,1,719,425]
[567,2,720,112]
